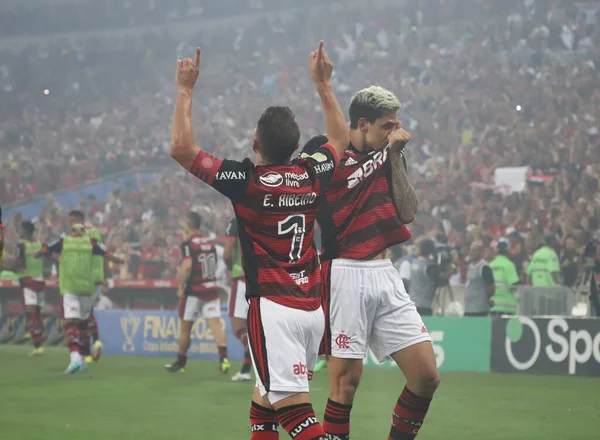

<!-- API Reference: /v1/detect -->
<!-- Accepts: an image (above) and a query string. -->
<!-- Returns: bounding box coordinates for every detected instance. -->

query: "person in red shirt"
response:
[170,43,349,440]
[165,211,229,374]
[302,86,439,440]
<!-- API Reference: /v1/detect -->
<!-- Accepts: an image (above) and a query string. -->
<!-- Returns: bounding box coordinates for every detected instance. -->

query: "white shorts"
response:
[228,278,249,319]
[62,293,93,321]
[321,259,431,363]
[178,296,221,321]
[20,278,45,307]
[92,284,103,307]
[247,297,323,403]
[22,288,45,307]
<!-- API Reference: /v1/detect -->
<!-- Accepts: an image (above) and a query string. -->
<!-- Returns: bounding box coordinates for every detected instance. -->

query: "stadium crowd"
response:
[1,0,599,286]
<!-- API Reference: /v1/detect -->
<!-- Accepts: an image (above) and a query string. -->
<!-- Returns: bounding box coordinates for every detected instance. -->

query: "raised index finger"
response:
[317,40,324,59]
[194,47,201,70]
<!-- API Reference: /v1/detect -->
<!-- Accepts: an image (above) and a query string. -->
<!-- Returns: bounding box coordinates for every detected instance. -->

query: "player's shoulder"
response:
[302,135,330,156]
[302,135,365,165]
[188,234,215,246]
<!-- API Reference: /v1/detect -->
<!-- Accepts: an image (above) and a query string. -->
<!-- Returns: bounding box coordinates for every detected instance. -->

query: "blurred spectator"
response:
[0,0,598,288]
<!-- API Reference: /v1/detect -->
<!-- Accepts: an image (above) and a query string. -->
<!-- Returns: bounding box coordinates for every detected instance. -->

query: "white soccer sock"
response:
[70,351,82,363]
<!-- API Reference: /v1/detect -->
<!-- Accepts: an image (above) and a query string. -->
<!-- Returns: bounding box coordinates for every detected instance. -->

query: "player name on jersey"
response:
[263,192,317,208]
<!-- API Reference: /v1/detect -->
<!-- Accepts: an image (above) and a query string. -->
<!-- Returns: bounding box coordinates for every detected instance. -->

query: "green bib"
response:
[86,226,105,283]
[17,241,44,279]
[489,255,520,314]
[527,246,560,286]
[59,236,95,296]
[232,241,244,279]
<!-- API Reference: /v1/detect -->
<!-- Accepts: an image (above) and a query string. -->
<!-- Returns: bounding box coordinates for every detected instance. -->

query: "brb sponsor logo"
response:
[494,317,600,376]
[347,148,387,189]
[292,362,313,380]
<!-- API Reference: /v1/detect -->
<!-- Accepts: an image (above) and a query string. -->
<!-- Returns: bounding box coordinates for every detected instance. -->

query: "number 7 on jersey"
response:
[278,214,306,264]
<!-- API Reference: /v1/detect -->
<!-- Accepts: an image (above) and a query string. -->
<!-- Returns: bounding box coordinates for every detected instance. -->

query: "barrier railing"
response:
[433,284,581,317]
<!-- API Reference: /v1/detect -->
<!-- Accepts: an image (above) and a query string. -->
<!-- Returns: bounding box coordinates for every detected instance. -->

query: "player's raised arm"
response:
[309,41,349,161]
[171,47,202,171]
[170,48,249,202]
[388,125,418,224]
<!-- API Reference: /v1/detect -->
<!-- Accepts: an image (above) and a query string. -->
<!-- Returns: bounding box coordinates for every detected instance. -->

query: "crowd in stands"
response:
[1,0,599,285]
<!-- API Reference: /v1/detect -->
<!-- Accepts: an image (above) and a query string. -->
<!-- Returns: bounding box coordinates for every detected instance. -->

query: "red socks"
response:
[323,399,352,439]
[26,312,44,348]
[250,402,279,439]
[65,323,79,353]
[277,403,327,440]
[88,313,99,343]
[388,387,432,439]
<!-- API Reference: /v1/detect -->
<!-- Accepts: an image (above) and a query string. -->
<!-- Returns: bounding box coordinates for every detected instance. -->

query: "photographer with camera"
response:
[464,242,495,317]
[409,240,455,316]
[573,239,600,317]
[409,240,439,316]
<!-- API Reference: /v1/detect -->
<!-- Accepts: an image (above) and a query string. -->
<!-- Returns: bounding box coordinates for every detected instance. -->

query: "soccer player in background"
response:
[170,42,348,440]
[35,223,123,374]
[67,210,105,363]
[224,217,252,382]
[13,221,46,356]
[302,86,439,440]
[165,211,230,374]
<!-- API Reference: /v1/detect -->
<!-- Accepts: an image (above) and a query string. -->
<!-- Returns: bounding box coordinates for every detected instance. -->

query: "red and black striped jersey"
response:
[302,135,411,260]
[181,234,219,300]
[187,144,338,311]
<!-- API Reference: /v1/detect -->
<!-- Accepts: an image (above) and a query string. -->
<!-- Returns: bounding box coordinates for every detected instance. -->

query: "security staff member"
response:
[409,240,439,316]
[489,240,520,316]
[465,242,495,317]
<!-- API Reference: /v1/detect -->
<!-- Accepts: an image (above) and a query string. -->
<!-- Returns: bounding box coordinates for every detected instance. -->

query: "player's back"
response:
[302,135,411,261]
[189,144,338,311]
[236,159,330,310]
[181,234,219,299]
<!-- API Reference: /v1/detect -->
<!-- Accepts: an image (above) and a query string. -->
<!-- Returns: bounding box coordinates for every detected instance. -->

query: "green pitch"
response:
[0,346,597,439]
